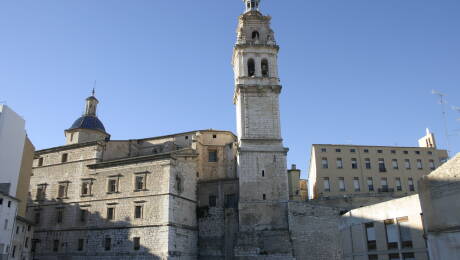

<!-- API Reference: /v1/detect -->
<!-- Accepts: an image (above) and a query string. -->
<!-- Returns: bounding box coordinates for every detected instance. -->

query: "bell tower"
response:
[233,0,294,258]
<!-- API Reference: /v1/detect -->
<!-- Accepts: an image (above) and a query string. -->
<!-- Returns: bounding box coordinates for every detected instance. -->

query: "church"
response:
[27,1,343,259]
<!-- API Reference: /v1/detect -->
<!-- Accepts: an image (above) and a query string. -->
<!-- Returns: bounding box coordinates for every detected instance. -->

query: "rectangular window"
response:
[404,159,411,169]
[224,194,238,208]
[395,178,402,191]
[108,179,118,193]
[380,178,388,192]
[53,240,59,252]
[12,245,16,257]
[135,176,145,191]
[415,151,420,155]
[209,195,217,207]
[78,239,84,251]
[385,219,399,249]
[135,205,143,219]
[365,158,371,169]
[80,209,87,223]
[336,158,343,169]
[368,255,378,260]
[208,150,218,162]
[351,158,358,169]
[416,159,423,169]
[107,207,115,220]
[104,238,111,251]
[36,184,46,200]
[391,150,396,154]
[402,253,415,260]
[335,149,341,153]
[403,150,409,154]
[81,181,92,196]
[378,158,386,172]
[398,217,413,248]
[367,177,374,191]
[389,253,400,260]
[38,157,44,167]
[338,177,345,191]
[61,153,68,163]
[0,198,2,205]
[56,209,64,223]
[392,159,399,169]
[323,178,330,192]
[408,178,415,191]
[321,158,328,169]
[4,219,8,230]
[57,184,68,198]
[363,149,369,153]
[353,177,360,192]
[365,223,376,250]
[24,237,29,248]
[350,148,356,153]
[429,160,435,170]
[133,237,140,251]
[377,149,383,153]
[34,212,41,225]
[321,148,327,152]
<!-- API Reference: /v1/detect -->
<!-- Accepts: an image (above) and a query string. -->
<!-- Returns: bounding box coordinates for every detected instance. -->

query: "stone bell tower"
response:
[233,0,294,257]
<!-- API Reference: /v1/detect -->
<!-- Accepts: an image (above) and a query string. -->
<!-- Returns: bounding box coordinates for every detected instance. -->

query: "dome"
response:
[68,115,107,133]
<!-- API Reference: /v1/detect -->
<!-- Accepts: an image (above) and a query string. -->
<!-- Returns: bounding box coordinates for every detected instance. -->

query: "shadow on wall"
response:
[28,195,162,260]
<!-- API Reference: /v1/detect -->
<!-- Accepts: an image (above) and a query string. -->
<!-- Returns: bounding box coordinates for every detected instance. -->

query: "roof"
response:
[68,115,106,133]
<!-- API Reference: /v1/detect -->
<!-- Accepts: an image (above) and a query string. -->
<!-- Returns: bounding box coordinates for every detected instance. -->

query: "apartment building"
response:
[308,132,448,200]
[288,165,307,201]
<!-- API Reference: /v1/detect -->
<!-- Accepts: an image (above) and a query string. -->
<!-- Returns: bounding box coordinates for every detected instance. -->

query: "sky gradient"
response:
[1,0,459,178]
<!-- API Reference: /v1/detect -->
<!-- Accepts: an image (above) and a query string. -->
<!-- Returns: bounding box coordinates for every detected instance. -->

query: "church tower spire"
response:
[232,2,294,258]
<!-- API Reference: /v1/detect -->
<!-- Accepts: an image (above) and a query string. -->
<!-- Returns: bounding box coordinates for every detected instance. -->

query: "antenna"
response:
[432,90,451,156]
[92,80,97,96]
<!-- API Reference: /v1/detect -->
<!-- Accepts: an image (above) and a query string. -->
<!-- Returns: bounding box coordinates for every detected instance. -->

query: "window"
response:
[262,194,266,200]
[378,158,386,172]
[380,178,388,192]
[385,219,399,249]
[351,158,358,169]
[61,153,68,163]
[251,30,259,40]
[81,181,92,196]
[368,255,378,260]
[261,59,269,77]
[367,177,374,191]
[395,178,402,191]
[402,252,415,260]
[408,178,415,191]
[391,150,396,154]
[24,237,29,248]
[364,149,369,153]
[184,136,188,140]
[428,151,433,155]
[323,177,330,192]
[212,134,217,138]
[31,239,39,253]
[404,159,411,169]
[321,158,328,169]
[321,148,327,152]
[80,209,88,223]
[415,151,420,155]
[56,208,64,223]
[338,177,345,191]
[4,219,8,230]
[335,149,341,153]
[108,179,118,193]
[57,183,68,198]
[0,198,2,205]
[7,201,11,208]
[107,207,115,220]
[353,177,360,192]
[34,212,40,224]
[429,160,435,170]
[104,238,111,251]
[38,157,44,167]
[398,217,413,248]
[135,205,143,219]
[261,170,265,177]
[208,150,218,162]
[392,159,399,169]
[247,59,255,77]
[416,159,423,169]
[377,149,383,153]
[336,158,343,169]
[209,195,217,207]
[135,175,145,191]
[53,240,59,252]
[224,194,238,208]
[12,245,16,257]
[350,148,356,153]
[365,158,371,169]
[365,223,376,250]
[78,239,84,251]
[36,184,46,200]
[389,253,400,260]
[176,175,182,193]
[133,237,140,251]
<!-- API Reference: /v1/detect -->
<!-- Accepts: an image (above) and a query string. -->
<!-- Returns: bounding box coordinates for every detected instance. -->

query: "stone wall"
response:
[287,202,343,260]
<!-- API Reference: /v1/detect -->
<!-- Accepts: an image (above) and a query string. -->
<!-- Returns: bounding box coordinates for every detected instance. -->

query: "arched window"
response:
[261,59,269,77]
[247,2,250,9]
[248,59,255,77]
[252,31,260,40]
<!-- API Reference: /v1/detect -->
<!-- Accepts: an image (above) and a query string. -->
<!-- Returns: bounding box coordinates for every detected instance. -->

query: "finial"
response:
[243,0,261,12]
[92,80,97,97]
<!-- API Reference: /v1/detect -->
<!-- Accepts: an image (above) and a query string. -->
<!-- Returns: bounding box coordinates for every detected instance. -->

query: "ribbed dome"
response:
[69,115,106,133]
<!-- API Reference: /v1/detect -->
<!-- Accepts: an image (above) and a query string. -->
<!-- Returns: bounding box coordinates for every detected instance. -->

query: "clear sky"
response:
[1,0,459,178]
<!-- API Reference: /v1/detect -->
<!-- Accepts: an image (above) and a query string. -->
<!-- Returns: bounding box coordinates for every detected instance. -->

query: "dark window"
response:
[133,237,141,251]
[378,159,386,172]
[248,59,255,77]
[402,252,415,260]
[81,181,92,196]
[78,239,84,251]
[24,237,29,248]
[135,176,145,191]
[34,212,41,224]
[104,238,111,251]
[351,158,358,169]
[7,201,11,207]
[38,158,44,167]
[208,150,218,162]
[391,150,396,154]
[107,207,115,220]
[368,255,378,260]
[364,149,369,153]
[262,170,265,177]
[428,151,433,155]
[36,185,46,200]
[212,134,217,138]
[262,194,266,200]
[135,205,143,219]
[252,31,259,40]
[321,158,328,169]
[224,194,238,208]
[108,179,117,193]
[209,195,217,207]
[321,148,327,152]
[408,178,415,192]
[176,176,182,193]
[0,198,2,205]
[58,184,67,198]
[53,240,59,252]
[365,223,376,250]
[415,151,420,155]
[80,209,87,223]
[61,153,68,163]
[31,239,39,253]
[261,59,269,77]
[377,150,383,153]
[403,150,409,154]
[389,254,400,260]
[184,136,188,140]
[367,178,374,191]
[350,148,356,153]
[335,149,341,153]
[365,158,371,169]
[56,209,64,223]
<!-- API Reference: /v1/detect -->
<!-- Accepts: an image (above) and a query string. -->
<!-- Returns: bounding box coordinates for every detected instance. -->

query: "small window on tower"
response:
[261,59,269,77]
[252,31,260,40]
[248,59,255,77]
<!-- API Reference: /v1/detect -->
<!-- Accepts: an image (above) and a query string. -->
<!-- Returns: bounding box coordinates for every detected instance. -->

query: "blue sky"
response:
[1,0,459,178]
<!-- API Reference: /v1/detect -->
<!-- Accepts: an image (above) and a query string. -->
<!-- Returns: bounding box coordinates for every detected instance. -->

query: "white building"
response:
[0,192,19,260]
